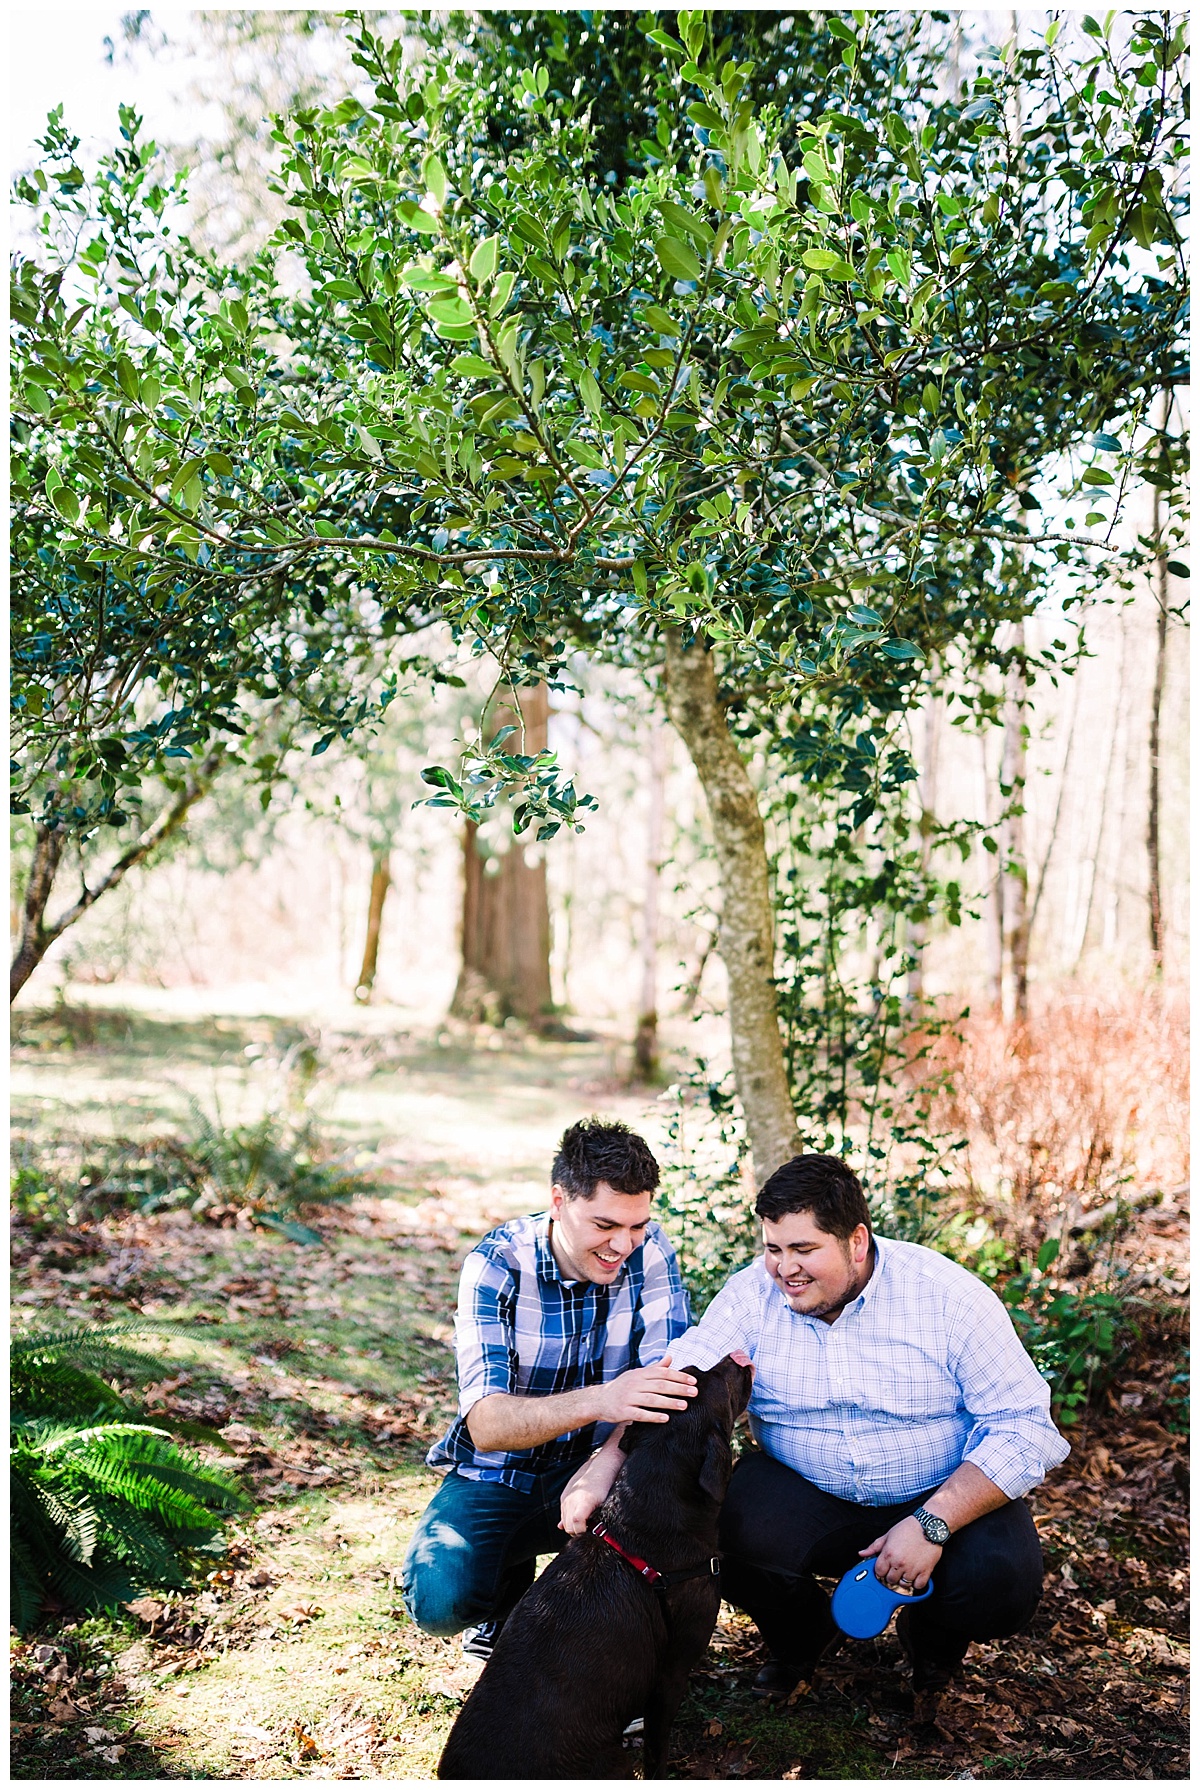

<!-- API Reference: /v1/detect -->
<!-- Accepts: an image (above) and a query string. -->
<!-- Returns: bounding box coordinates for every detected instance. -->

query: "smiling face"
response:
[548,1180,653,1284]
[762,1209,874,1322]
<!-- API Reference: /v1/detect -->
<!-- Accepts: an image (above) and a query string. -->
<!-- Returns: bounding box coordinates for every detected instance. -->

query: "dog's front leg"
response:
[642,1655,695,1780]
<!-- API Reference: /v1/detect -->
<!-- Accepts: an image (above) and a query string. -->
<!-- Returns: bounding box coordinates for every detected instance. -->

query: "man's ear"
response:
[698,1432,731,1502]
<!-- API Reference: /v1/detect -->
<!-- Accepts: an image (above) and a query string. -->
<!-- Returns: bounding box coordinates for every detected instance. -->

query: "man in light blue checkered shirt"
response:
[562,1152,1070,1715]
[400,1118,694,1658]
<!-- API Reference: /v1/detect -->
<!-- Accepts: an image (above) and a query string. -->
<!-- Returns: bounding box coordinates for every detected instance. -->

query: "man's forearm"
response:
[465,1387,603,1454]
[922,1460,1011,1532]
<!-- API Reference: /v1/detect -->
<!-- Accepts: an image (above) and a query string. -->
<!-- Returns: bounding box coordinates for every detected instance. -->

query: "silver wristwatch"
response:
[912,1505,951,1546]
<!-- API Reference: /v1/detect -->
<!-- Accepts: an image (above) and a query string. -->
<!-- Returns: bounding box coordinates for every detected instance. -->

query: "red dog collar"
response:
[590,1522,720,1591]
[591,1521,663,1583]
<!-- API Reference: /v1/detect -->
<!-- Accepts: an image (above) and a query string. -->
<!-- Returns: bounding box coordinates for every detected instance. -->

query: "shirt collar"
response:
[534,1209,604,1287]
[851,1233,890,1313]
[533,1210,570,1282]
[760,1231,891,1325]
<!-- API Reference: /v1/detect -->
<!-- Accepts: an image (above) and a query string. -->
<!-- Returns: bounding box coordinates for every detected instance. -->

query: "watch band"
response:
[912,1505,951,1546]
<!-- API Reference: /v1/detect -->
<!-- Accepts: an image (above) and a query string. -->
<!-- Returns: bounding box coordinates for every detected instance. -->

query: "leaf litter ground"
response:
[10,996,1189,1779]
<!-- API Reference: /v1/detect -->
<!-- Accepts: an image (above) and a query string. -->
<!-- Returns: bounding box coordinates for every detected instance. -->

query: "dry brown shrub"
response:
[926,983,1189,1248]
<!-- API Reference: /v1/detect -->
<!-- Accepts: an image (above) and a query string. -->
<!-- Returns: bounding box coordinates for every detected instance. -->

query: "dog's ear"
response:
[697,1431,731,1502]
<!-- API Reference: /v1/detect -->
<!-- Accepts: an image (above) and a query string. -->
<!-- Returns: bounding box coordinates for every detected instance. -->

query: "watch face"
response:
[917,1508,950,1544]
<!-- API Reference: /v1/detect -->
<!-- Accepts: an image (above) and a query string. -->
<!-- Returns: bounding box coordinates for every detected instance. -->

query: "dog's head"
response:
[620,1353,753,1505]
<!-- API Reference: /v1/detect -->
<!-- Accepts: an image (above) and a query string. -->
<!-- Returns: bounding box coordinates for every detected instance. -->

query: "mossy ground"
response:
[10,995,1189,1779]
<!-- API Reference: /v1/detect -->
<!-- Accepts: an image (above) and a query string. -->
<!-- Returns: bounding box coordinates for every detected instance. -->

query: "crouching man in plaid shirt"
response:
[560,1153,1070,1719]
[400,1118,693,1660]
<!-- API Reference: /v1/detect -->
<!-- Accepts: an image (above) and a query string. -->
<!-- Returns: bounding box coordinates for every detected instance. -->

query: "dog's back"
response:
[437,1355,752,1781]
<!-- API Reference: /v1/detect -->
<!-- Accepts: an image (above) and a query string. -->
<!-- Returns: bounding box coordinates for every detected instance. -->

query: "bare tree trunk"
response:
[10,752,223,1003]
[1148,412,1171,972]
[907,686,941,1004]
[999,622,1030,1024]
[663,631,800,1184]
[632,722,668,1080]
[1029,660,1082,942]
[981,733,1003,1006]
[355,850,393,1002]
[1073,617,1127,972]
[451,683,554,1025]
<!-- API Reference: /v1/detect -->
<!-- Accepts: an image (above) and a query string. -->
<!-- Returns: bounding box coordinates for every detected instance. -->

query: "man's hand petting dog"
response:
[597,1356,698,1426]
[859,1517,944,1593]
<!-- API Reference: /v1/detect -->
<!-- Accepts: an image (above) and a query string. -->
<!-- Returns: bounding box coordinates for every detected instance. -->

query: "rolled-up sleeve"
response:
[453,1247,518,1417]
[949,1286,1071,1497]
[632,1228,692,1365]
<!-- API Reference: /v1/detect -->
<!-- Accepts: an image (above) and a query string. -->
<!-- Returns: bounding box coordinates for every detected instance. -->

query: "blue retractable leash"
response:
[831,1562,934,1639]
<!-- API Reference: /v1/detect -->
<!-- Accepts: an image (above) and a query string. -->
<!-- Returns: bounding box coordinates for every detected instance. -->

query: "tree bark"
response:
[663,631,800,1184]
[1072,615,1126,972]
[10,751,223,1003]
[632,722,667,1080]
[355,849,393,1002]
[451,683,554,1025]
[907,685,941,1005]
[1147,415,1171,973]
[999,621,1030,1024]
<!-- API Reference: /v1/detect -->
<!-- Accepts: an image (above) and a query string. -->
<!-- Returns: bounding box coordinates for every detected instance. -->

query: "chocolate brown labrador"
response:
[437,1353,753,1780]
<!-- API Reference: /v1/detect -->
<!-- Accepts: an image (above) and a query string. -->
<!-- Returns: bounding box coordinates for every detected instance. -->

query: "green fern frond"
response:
[85,1490,197,1583]
[10,1320,251,1631]
[11,1317,199,1365]
[30,1478,100,1566]
[49,1426,246,1527]
[10,1357,131,1426]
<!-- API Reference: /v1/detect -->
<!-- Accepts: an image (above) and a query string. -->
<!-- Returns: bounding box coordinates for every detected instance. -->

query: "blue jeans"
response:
[401,1465,576,1637]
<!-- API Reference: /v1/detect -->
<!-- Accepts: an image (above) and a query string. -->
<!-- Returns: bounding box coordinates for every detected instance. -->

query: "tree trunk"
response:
[999,622,1030,1024]
[451,683,554,1025]
[663,631,800,1184]
[10,751,223,1003]
[1147,422,1170,973]
[355,850,393,1002]
[907,685,941,1005]
[632,722,667,1080]
[1029,660,1082,943]
[981,734,1003,1006]
[1072,615,1126,972]
[9,824,67,1003]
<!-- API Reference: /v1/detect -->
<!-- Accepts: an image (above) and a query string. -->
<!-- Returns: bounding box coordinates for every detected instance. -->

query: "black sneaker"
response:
[461,1619,503,1661]
[751,1659,809,1701]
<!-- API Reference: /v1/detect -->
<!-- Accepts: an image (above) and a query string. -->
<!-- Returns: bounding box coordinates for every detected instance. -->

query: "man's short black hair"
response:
[754,1153,872,1240]
[552,1118,660,1200]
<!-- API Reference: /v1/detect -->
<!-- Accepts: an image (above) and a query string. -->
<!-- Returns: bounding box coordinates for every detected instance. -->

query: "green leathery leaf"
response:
[469,235,499,283]
[655,237,703,282]
[50,484,80,524]
[642,304,680,337]
[451,352,497,378]
[579,370,603,415]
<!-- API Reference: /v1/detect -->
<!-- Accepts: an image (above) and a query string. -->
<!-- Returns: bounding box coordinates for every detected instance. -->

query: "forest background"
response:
[10,6,1189,1782]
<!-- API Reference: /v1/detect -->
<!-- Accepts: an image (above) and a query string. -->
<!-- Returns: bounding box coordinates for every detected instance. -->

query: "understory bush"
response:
[11,1324,248,1632]
[926,986,1190,1249]
[11,1095,374,1246]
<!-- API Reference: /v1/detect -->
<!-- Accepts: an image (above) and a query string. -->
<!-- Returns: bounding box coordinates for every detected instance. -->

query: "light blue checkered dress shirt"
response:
[427,1212,691,1493]
[669,1234,1069,1505]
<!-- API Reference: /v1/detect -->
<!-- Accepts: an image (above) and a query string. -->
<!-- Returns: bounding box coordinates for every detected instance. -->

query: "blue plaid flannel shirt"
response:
[427,1211,691,1493]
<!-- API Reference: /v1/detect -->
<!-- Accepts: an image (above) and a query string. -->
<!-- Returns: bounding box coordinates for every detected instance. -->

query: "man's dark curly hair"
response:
[754,1153,872,1240]
[551,1118,660,1201]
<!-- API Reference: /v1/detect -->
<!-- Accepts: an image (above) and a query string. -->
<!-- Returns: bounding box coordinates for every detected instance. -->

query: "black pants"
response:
[719,1451,1044,1678]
